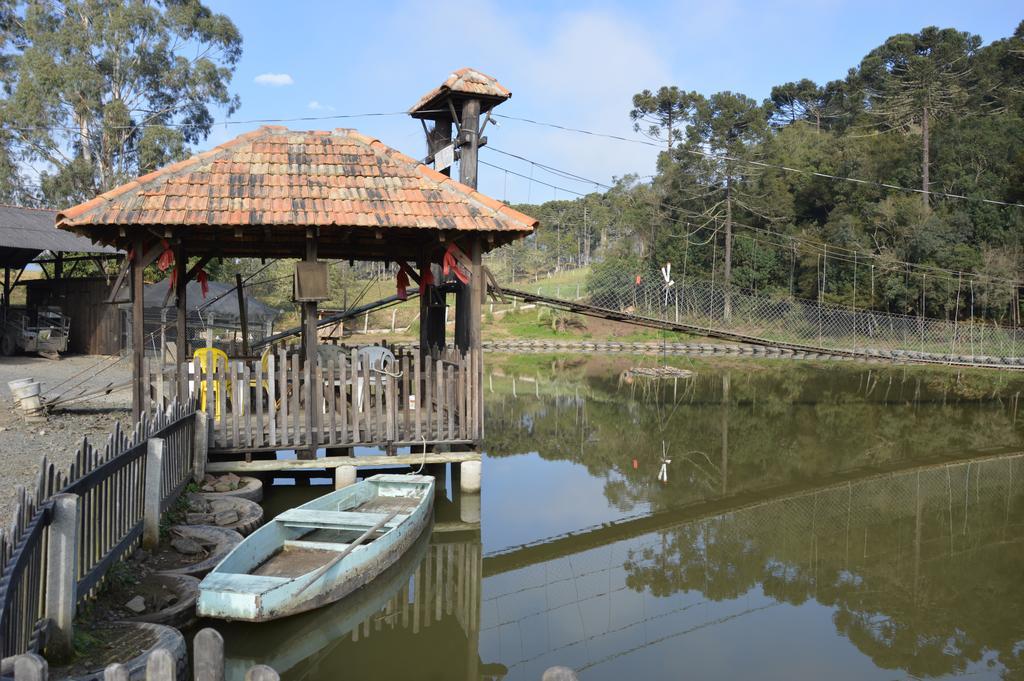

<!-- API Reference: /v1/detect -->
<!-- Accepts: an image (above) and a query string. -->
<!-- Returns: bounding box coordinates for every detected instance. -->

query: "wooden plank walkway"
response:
[206,450,481,473]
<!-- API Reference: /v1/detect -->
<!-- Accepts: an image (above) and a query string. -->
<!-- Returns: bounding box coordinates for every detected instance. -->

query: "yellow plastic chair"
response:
[194,347,231,420]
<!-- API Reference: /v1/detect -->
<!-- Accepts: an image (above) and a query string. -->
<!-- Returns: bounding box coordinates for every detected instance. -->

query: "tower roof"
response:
[409,68,511,118]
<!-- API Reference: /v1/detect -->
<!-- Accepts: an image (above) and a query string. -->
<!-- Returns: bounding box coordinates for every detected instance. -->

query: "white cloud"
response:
[307,100,334,111]
[254,73,294,87]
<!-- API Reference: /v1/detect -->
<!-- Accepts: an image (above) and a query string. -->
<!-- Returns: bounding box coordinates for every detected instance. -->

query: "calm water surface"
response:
[217,356,1024,680]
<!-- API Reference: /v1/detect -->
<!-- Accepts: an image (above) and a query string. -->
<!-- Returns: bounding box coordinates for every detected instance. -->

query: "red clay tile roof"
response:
[57,126,536,235]
[409,68,511,115]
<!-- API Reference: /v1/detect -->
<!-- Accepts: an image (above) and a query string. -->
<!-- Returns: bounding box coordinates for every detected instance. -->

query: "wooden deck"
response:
[205,450,481,474]
[145,345,483,454]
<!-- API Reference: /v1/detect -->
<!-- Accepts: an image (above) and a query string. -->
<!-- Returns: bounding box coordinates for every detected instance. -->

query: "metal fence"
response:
[582,274,1024,364]
[0,400,199,658]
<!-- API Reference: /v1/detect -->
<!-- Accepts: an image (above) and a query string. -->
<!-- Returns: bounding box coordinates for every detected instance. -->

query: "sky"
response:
[203,0,1022,205]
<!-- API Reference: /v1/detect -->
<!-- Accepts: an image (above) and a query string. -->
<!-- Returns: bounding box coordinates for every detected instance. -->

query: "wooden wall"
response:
[25,277,122,355]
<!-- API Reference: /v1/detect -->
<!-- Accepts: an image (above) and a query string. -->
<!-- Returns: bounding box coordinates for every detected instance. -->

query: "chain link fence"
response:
[581,274,1024,364]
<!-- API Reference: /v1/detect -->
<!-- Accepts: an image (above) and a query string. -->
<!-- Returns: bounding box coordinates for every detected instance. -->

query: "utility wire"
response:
[491,113,1024,210]
[4,109,447,135]
[483,150,1024,289]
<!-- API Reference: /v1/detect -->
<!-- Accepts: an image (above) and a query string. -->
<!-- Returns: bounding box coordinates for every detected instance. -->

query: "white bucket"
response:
[8,379,41,402]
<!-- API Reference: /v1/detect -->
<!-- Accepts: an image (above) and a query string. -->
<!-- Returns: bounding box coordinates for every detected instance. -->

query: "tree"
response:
[768,78,831,131]
[685,91,770,319]
[857,27,981,209]
[630,86,700,153]
[2,0,242,207]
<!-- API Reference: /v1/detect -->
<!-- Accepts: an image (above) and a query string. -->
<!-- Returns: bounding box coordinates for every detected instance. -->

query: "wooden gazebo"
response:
[56,125,537,463]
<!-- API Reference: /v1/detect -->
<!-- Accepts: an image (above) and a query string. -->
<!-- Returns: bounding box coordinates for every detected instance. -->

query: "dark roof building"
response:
[0,204,116,268]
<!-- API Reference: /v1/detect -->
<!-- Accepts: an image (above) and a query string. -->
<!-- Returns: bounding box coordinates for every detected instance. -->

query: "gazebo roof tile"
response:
[57,126,536,238]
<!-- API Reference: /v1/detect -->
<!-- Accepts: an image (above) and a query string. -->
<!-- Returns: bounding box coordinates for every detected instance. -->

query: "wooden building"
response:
[24,277,122,355]
[0,205,120,355]
[55,70,536,476]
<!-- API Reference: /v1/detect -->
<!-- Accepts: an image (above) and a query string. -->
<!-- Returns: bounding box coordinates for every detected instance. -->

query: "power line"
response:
[4,109,446,135]
[483,151,1024,289]
[491,113,1024,210]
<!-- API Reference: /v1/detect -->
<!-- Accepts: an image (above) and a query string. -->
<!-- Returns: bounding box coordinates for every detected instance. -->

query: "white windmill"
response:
[660,262,674,308]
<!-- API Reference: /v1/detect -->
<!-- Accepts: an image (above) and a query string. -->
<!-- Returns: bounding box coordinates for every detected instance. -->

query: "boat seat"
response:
[202,572,290,595]
[277,509,406,531]
[283,539,358,552]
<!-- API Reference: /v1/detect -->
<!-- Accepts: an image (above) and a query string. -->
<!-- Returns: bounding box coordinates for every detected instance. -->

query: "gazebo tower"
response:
[410,68,512,358]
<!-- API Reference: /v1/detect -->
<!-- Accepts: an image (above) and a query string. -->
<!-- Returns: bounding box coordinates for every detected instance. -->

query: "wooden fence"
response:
[8,628,278,681]
[0,401,202,658]
[144,345,482,453]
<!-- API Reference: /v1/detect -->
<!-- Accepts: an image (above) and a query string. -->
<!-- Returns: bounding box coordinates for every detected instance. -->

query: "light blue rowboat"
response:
[197,474,435,622]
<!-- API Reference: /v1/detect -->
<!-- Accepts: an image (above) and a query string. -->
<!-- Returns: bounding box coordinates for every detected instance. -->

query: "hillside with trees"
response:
[491,22,1024,324]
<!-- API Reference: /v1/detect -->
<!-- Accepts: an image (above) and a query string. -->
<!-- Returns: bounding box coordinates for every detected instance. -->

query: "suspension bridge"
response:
[267,266,1024,370]
[487,272,1024,369]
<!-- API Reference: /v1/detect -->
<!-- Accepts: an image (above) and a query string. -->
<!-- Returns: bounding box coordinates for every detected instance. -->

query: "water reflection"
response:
[219,359,1024,680]
[480,455,1024,680]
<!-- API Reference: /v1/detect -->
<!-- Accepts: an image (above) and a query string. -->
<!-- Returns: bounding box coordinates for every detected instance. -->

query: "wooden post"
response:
[143,437,165,549]
[193,628,225,681]
[44,493,80,663]
[132,235,146,421]
[193,411,209,483]
[174,248,190,376]
[235,272,250,357]
[303,233,319,458]
[469,239,483,441]
[2,266,9,319]
[458,98,481,190]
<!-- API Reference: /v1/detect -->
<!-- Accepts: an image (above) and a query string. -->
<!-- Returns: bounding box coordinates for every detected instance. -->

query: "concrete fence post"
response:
[44,493,80,663]
[244,666,280,681]
[192,411,209,483]
[144,437,166,550]
[193,628,225,681]
[146,648,175,681]
[13,654,47,681]
[103,664,129,681]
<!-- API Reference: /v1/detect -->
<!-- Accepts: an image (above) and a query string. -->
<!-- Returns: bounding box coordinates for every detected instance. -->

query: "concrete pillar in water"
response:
[460,460,481,494]
[335,465,357,489]
[459,490,481,524]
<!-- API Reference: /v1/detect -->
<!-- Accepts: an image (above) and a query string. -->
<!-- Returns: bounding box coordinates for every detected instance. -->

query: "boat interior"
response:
[206,476,432,587]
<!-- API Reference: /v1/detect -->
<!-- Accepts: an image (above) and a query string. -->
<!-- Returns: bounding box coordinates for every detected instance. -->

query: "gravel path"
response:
[0,355,132,527]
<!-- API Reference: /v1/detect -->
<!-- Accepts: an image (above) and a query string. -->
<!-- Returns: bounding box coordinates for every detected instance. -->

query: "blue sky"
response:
[204,0,1022,205]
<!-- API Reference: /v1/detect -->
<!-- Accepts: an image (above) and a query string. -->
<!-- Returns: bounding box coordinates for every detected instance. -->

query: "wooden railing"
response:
[0,401,200,658]
[146,345,482,452]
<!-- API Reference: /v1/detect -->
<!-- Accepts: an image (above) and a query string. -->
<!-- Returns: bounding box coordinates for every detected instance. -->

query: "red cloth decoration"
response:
[196,268,209,299]
[443,244,469,285]
[396,267,410,301]
[156,239,174,272]
[168,263,179,292]
[420,265,435,287]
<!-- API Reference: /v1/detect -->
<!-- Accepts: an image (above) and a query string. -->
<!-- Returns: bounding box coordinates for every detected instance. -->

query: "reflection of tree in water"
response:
[622,456,1024,678]
[484,359,1024,517]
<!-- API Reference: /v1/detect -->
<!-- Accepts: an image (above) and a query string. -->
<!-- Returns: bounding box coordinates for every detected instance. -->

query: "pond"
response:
[215,355,1024,681]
